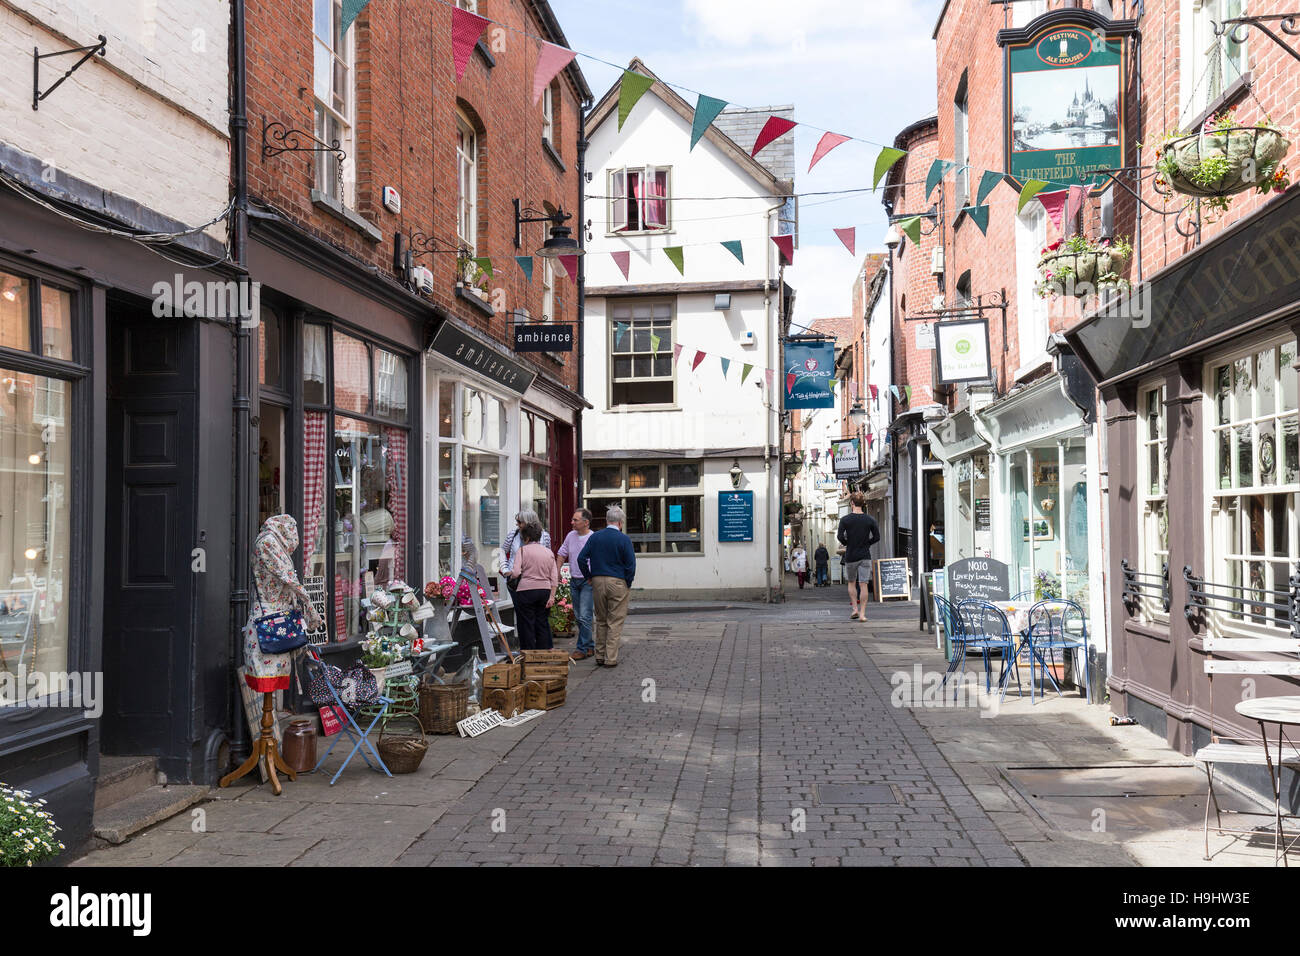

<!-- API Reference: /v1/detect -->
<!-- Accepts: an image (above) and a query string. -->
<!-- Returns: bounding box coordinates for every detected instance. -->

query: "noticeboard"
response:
[718,491,753,543]
[875,558,911,601]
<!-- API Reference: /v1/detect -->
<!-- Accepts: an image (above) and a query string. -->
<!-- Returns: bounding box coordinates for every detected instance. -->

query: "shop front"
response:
[1066,187,1300,759]
[930,407,992,563]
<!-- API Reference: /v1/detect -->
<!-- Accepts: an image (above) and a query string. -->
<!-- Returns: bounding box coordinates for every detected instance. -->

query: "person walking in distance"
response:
[837,492,881,621]
[814,543,830,587]
[577,505,636,667]
[557,508,595,661]
[507,518,558,650]
[791,543,808,589]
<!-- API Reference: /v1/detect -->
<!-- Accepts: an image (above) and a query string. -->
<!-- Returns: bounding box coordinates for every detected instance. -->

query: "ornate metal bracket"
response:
[408,232,466,259]
[1085,166,1201,241]
[904,289,1007,322]
[262,118,345,195]
[33,35,107,111]
[887,207,940,236]
[1184,565,1206,626]
[1291,564,1300,641]
[1215,14,1300,65]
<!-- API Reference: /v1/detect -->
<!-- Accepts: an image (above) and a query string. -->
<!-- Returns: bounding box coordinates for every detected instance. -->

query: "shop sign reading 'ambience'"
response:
[513,323,574,352]
[430,321,537,395]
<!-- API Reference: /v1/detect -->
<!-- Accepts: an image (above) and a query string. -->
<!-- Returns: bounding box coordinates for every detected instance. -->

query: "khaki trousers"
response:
[591,576,630,664]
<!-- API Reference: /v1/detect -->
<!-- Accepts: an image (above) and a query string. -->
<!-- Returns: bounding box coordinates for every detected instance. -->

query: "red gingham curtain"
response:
[302,412,327,564]
[384,426,407,583]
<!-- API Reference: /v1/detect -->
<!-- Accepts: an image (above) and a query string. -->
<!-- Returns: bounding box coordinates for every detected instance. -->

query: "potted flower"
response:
[1,783,64,867]
[456,255,491,300]
[549,580,575,637]
[423,575,458,644]
[1153,108,1291,213]
[1033,569,1061,601]
[360,635,401,694]
[454,579,492,607]
[1036,234,1132,299]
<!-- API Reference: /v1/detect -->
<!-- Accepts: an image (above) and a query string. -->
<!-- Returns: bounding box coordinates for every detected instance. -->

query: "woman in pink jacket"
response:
[508,519,558,649]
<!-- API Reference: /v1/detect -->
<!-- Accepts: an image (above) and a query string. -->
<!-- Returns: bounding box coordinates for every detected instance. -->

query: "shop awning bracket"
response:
[32,34,106,111]
[1216,14,1300,65]
[905,290,1009,354]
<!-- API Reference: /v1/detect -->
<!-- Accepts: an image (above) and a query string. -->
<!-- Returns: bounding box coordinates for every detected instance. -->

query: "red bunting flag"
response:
[808,131,851,172]
[558,254,578,282]
[611,251,630,281]
[834,227,856,256]
[751,116,797,158]
[786,372,797,394]
[1067,184,1087,222]
[867,433,874,449]
[771,234,794,266]
[532,42,577,104]
[869,384,878,401]
[452,7,492,81]
[1037,189,1069,232]
[672,344,683,364]
[691,350,706,372]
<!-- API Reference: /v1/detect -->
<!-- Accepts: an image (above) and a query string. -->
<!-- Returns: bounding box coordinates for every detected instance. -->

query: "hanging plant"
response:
[1035,234,1133,299]
[1152,108,1291,216]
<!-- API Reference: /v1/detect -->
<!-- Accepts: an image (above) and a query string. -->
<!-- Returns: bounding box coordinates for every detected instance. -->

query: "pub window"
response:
[1207,338,1299,631]
[1137,382,1168,621]
[585,461,702,554]
[610,300,674,406]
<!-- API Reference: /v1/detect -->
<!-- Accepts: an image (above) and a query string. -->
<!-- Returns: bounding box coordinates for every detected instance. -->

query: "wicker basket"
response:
[418,680,470,734]
[377,713,427,774]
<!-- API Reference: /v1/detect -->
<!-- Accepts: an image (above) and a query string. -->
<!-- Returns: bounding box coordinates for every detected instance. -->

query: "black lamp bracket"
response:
[33,34,107,111]
[514,199,570,249]
[1086,166,1201,241]
[887,208,940,236]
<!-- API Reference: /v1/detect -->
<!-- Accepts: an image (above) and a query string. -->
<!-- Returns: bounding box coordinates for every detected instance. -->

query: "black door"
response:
[102,308,197,761]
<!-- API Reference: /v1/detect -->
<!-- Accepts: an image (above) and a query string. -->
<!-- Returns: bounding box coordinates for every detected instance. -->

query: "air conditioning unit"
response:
[930,247,945,275]
[412,265,434,295]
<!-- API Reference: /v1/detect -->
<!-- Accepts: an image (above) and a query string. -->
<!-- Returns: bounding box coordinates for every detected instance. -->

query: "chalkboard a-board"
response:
[946,557,1010,603]
[875,558,911,601]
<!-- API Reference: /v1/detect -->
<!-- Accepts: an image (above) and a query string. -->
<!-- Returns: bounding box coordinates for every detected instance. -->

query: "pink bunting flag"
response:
[672,344,684,364]
[786,372,797,394]
[869,384,878,401]
[611,250,630,281]
[867,433,874,449]
[765,369,774,390]
[691,350,706,372]
[558,254,578,282]
[808,131,851,172]
[771,234,794,266]
[1067,184,1087,222]
[1036,189,1069,232]
[751,116,797,158]
[451,7,492,81]
[834,227,856,256]
[532,42,577,104]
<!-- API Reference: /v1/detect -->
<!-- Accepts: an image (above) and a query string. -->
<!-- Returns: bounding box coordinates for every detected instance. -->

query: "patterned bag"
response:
[307,661,379,707]
[252,577,308,654]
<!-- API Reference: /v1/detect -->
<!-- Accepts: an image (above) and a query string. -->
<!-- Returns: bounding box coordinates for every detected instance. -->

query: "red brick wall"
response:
[245,0,583,391]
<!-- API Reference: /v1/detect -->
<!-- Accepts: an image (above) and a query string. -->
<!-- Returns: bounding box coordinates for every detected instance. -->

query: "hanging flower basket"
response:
[1036,235,1132,299]
[1154,112,1291,203]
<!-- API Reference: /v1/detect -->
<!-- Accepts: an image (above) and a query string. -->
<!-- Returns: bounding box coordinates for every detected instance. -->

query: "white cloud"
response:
[683,0,934,50]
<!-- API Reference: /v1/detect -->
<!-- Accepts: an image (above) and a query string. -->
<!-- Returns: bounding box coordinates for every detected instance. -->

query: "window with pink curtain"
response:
[642,169,668,229]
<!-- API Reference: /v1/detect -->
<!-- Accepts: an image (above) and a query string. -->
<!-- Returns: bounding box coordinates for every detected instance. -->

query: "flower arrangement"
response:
[1036,234,1132,299]
[1,784,64,867]
[1151,108,1292,216]
[360,634,402,669]
[425,575,457,603]
[455,580,491,607]
[456,256,491,298]
[549,580,575,634]
[1034,569,1062,601]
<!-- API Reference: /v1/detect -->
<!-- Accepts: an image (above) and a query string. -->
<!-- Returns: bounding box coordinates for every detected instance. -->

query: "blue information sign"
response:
[784,341,836,410]
[718,491,754,543]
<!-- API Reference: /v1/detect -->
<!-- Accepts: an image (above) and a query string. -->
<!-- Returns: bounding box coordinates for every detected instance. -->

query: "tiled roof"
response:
[712,106,796,182]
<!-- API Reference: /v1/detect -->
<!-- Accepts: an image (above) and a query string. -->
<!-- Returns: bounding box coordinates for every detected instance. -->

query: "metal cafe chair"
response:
[1028,599,1091,703]
[943,598,1020,699]
[302,646,393,785]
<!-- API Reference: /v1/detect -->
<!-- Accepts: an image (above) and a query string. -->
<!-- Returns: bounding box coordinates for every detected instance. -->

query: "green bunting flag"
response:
[873,147,907,188]
[720,356,730,377]
[741,363,754,385]
[615,321,629,346]
[514,256,534,282]
[663,246,685,275]
[976,169,1004,207]
[1018,179,1049,213]
[899,216,923,246]
[472,257,493,278]
[925,160,956,199]
[618,70,655,131]
[650,333,661,355]
[341,0,371,34]
[691,94,728,150]
[963,205,990,235]
[720,240,744,264]
[903,385,912,404]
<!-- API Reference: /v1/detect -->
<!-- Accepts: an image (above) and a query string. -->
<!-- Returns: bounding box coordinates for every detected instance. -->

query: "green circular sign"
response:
[955,339,972,355]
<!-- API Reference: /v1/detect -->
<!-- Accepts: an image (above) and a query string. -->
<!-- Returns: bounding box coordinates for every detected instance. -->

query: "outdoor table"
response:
[1234,695,1300,865]
[989,600,1067,699]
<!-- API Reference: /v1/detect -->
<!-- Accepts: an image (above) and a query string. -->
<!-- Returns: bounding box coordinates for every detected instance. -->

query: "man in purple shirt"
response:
[556,508,595,660]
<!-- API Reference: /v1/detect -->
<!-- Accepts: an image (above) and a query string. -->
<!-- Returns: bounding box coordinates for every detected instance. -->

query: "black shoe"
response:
[594,659,606,666]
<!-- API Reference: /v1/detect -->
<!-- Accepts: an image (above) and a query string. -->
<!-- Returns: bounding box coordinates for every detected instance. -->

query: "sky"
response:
[549,0,946,325]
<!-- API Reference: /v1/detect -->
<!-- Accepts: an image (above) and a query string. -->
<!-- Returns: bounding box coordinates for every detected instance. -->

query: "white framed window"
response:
[954,80,970,207]
[1138,381,1169,621]
[1011,0,1047,27]
[313,0,355,205]
[584,461,703,554]
[607,166,671,234]
[1014,201,1049,375]
[541,258,555,322]
[1205,336,1299,633]
[1183,0,1248,120]
[457,111,478,253]
[455,0,478,11]
[609,300,674,406]
[542,84,554,146]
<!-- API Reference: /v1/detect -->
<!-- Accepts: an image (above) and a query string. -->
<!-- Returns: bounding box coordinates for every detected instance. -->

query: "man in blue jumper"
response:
[577,505,636,667]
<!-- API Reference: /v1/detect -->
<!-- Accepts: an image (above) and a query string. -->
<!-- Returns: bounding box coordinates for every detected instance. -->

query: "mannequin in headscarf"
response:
[243,514,323,692]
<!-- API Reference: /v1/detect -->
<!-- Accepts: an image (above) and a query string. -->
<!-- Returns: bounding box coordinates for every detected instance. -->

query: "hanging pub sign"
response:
[830,437,862,476]
[429,320,537,395]
[513,323,574,352]
[996,10,1138,191]
[783,341,836,409]
[935,319,992,384]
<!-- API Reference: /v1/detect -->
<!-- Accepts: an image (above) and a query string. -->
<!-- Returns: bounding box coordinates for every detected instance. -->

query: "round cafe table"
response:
[989,600,1068,699]
[1234,695,1300,865]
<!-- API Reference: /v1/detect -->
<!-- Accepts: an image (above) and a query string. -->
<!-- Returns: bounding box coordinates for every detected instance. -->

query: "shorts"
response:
[845,559,870,582]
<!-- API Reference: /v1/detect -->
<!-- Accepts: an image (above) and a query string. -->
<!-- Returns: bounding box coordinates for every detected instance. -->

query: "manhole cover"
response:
[814,783,899,805]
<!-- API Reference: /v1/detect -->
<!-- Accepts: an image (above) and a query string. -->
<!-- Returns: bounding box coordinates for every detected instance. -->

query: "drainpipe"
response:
[764,201,783,603]
[228,0,251,768]
[576,97,591,512]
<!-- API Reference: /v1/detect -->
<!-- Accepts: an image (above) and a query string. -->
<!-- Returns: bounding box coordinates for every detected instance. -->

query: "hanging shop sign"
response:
[935,320,992,384]
[830,437,863,476]
[430,320,537,394]
[996,11,1137,191]
[718,490,754,542]
[784,341,837,409]
[513,323,574,352]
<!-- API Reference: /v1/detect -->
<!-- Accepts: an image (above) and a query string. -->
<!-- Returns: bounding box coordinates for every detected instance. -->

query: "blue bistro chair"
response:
[945,599,1021,699]
[1011,590,1037,602]
[935,595,967,685]
[1027,599,1091,703]
[302,646,393,785]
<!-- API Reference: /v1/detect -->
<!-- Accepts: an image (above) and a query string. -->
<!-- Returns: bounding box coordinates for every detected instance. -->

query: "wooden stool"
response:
[219,690,296,796]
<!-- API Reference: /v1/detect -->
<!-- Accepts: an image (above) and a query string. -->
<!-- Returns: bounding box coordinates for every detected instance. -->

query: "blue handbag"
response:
[252,576,309,654]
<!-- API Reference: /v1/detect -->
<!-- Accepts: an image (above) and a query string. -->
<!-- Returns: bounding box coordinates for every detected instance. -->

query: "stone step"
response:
[92,785,209,845]
[93,756,157,811]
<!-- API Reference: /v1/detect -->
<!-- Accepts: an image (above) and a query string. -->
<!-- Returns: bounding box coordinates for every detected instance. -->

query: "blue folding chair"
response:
[954,600,1022,699]
[303,646,393,785]
[1028,600,1091,703]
